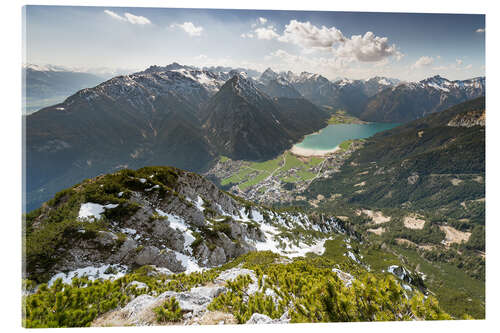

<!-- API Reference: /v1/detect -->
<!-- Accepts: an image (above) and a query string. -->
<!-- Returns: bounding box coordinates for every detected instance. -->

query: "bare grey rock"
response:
[152,220,184,252]
[332,268,354,287]
[208,246,226,266]
[246,313,273,324]
[110,238,137,263]
[135,246,184,272]
[127,281,149,291]
[96,231,118,247]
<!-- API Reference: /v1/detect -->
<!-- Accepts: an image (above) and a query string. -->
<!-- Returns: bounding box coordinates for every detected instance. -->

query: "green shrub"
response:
[153,297,183,323]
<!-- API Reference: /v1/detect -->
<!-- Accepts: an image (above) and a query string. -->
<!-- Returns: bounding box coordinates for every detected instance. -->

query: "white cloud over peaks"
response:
[476,28,485,33]
[278,20,345,49]
[412,56,434,69]
[104,10,151,25]
[259,17,268,24]
[335,32,399,62]
[254,26,280,40]
[170,22,204,36]
[277,20,399,62]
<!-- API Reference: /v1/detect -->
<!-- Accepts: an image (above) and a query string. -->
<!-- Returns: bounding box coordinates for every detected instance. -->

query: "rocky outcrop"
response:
[447,109,485,127]
[245,312,291,324]
[92,280,229,326]
[27,167,339,284]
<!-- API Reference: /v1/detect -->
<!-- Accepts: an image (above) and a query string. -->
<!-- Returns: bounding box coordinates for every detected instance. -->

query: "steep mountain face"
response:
[259,77,303,98]
[262,70,400,115]
[201,73,328,160]
[361,76,401,97]
[257,68,303,98]
[259,67,279,85]
[306,97,485,223]
[25,67,232,212]
[23,64,106,114]
[287,72,332,105]
[361,76,485,122]
[24,166,342,284]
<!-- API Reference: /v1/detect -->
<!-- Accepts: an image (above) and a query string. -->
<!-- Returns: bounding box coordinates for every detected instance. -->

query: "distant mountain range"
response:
[24,62,485,212]
[22,64,139,114]
[361,75,485,122]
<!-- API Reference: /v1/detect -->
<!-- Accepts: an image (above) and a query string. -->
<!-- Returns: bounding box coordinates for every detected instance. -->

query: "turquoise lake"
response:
[294,123,400,151]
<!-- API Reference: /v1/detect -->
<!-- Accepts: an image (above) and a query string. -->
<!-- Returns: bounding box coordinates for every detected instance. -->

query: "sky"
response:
[23,6,485,81]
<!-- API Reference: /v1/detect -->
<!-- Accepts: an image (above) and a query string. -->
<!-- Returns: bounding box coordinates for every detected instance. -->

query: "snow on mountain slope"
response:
[25,166,346,284]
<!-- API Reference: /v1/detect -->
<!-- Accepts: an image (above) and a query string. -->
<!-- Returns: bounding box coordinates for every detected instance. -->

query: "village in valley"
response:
[204,140,364,206]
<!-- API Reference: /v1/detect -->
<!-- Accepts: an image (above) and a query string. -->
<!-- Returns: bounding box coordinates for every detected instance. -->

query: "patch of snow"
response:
[121,228,137,235]
[174,251,203,274]
[251,209,264,223]
[378,78,390,85]
[117,191,124,197]
[402,284,412,291]
[195,196,205,212]
[48,264,128,286]
[155,209,195,250]
[78,202,118,221]
[138,178,146,183]
[427,82,450,92]
[345,251,361,264]
[145,184,160,192]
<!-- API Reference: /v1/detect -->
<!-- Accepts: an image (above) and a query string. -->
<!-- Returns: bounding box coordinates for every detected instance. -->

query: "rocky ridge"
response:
[25,166,344,284]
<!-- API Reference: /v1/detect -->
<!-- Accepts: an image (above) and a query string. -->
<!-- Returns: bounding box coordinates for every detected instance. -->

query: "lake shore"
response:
[290,145,340,157]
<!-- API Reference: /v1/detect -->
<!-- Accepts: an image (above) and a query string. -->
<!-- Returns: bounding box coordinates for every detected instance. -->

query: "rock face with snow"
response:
[25,166,342,283]
[361,75,485,122]
[256,68,400,115]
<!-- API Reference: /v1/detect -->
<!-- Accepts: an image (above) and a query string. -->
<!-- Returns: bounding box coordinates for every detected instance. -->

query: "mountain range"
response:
[24,95,486,323]
[24,63,485,212]
[22,62,486,326]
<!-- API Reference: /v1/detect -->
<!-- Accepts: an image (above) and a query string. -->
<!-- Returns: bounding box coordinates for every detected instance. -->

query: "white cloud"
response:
[456,58,463,66]
[412,56,434,69]
[259,17,268,24]
[104,10,126,21]
[465,64,473,70]
[170,22,204,36]
[476,28,485,33]
[240,32,254,38]
[276,20,399,62]
[123,13,151,25]
[335,31,399,62]
[254,26,279,40]
[104,10,151,25]
[278,20,345,49]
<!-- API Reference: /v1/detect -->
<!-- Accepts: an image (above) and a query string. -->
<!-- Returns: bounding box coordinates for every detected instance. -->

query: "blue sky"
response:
[24,6,485,81]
